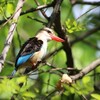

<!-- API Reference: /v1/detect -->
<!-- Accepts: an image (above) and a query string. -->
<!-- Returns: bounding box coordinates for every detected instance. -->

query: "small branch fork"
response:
[0,0,25,72]
[70,59,100,81]
[38,59,100,87]
[58,59,100,89]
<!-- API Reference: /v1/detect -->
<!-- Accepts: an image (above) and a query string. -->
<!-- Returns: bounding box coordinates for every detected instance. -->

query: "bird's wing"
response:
[15,37,43,69]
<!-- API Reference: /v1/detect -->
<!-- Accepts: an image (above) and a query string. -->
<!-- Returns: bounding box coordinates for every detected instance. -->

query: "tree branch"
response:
[0,0,25,72]
[34,0,49,19]
[43,0,74,69]
[47,0,63,27]
[0,3,52,25]
[52,0,74,69]
[70,59,100,81]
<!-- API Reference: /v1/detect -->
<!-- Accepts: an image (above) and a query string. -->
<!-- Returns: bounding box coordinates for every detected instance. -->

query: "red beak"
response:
[50,35,65,42]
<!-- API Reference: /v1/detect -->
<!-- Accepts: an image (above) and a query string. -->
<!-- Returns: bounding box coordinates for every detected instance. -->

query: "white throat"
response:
[41,40,47,57]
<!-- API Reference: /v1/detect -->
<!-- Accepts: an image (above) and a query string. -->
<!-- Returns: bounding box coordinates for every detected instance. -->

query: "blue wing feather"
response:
[15,37,43,71]
[16,53,33,66]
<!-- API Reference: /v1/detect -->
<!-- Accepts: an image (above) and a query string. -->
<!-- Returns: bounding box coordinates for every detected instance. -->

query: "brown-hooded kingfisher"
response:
[12,27,64,75]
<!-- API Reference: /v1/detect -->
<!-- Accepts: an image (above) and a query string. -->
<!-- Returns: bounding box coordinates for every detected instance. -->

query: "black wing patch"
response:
[15,37,43,67]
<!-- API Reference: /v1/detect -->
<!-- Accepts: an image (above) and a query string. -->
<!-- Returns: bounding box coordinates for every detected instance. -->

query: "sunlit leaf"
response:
[51,95,61,100]
[22,91,36,98]
[82,76,91,84]
[16,76,27,84]
[73,20,77,27]
[91,94,100,100]
[65,19,85,33]
[6,3,14,16]
[42,0,47,4]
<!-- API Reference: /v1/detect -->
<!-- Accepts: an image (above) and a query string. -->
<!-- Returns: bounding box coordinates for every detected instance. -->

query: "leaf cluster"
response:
[0,76,35,100]
[65,19,85,33]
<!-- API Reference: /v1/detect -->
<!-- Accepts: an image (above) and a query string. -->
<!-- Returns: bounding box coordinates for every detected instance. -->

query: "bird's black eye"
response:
[47,30,51,33]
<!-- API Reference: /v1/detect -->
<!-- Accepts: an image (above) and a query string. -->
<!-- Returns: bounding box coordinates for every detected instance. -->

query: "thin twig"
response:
[27,16,47,25]
[34,0,49,19]
[76,6,99,21]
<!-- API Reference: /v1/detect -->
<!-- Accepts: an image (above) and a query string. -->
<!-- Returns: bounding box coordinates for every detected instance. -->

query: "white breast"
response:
[30,41,47,65]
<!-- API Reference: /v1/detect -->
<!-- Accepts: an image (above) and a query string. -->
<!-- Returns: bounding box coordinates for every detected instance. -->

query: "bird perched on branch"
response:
[12,27,64,75]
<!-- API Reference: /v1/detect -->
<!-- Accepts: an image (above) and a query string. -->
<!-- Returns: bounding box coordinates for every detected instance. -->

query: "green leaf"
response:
[0,78,20,99]
[16,76,27,84]
[0,7,3,14]
[66,28,73,33]
[65,19,85,34]
[7,3,14,13]
[91,94,100,100]
[42,0,47,4]
[82,76,91,84]
[22,91,36,98]
[73,20,77,27]
[51,95,61,100]
[19,78,34,93]
[6,3,14,16]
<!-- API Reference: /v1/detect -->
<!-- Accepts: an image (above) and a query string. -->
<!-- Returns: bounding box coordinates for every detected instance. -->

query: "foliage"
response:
[0,75,96,99]
[91,94,100,100]
[0,76,35,99]
[65,19,85,33]
[0,0,100,100]
[61,76,94,99]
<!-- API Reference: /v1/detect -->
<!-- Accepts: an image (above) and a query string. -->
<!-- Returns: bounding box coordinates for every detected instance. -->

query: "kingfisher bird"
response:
[12,27,64,75]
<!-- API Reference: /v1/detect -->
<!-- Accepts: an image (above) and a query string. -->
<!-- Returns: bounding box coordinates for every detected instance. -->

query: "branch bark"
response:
[70,59,100,81]
[52,1,74,69]
[46,0,74,69]
[0,0,25,72]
